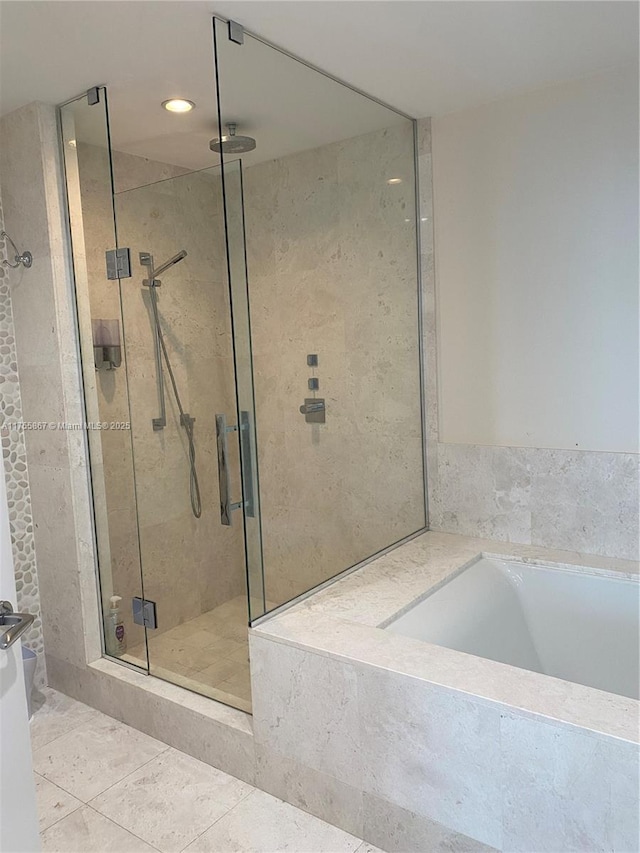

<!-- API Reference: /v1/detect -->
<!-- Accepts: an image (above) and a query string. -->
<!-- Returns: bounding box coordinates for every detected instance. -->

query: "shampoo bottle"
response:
[106,595,127,657]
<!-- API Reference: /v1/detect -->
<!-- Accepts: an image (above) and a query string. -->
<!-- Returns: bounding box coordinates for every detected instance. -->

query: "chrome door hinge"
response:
[228,20,244,44]
[132,597,158,629]
[105,248,132,280]
[87,86,100,106]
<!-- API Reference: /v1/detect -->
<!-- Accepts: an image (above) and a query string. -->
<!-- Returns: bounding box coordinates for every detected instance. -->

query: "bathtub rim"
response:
[381,550,640,630]
[252,531,640,747]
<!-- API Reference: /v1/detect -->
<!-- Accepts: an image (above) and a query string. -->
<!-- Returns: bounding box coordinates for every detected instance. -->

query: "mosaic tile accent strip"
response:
[0,197,45,686]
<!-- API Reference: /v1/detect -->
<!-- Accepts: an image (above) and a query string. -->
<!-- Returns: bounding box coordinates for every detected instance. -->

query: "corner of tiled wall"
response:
[416,117,440,529]
[0,201,46,687]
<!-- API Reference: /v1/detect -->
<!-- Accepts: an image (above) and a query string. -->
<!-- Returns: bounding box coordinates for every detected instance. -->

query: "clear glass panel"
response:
[111,163,251,711]
[62,88,256,711]
[219,159,265,621]
[213,18,425,611]
[61,14,425,714]
[60,90,148,669]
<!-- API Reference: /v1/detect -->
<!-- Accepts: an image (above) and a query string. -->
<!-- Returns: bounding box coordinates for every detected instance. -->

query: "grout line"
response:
[30,702,111,753]
[83,804,164,852]
[178,788,256,853]
[86,745,171,805]
[34,774,83,835]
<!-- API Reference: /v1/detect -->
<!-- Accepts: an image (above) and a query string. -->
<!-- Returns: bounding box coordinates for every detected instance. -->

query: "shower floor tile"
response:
[122,594,272,713]
[34,689,374,853]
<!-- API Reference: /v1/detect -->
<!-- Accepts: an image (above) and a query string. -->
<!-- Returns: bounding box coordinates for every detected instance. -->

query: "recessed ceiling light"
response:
[162,99,196,113]
[387,177,402,185]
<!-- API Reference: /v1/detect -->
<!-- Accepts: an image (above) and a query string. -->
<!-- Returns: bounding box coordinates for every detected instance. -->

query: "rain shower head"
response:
[209,123,256,154]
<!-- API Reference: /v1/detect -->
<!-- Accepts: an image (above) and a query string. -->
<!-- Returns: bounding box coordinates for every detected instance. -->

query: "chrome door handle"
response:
[239,411,255,519]
[216,414,244,526]
[0,601,35,650]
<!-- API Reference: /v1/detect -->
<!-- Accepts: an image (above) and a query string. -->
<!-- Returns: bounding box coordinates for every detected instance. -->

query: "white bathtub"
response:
[387,555,640,700]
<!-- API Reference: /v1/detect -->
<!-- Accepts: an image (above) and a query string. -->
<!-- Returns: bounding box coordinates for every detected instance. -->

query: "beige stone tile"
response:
[40,806,157,853]
[184,789,362,853]
[217,669,252,703]
[359,666,502,850]
[196,681,253,715]
[362,793,496,853]
[90,747,252,853]
[30,687,104,752]
[199,616,249,644]
[227,642,251,664]
[147,632,227,672]
[148,660,199,680]
[251,638,361,789]
[34,774,82,832]
[33,714,167,801]
[501,712,638,852]
[193,657,238,687]
[256,744,363,838]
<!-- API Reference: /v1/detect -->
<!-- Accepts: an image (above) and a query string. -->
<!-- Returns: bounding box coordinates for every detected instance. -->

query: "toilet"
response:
[21,646,37,719]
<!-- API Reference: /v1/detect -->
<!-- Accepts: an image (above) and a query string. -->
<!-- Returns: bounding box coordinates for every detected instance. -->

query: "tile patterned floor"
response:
[31,688,382,853]
[124,596,276,714]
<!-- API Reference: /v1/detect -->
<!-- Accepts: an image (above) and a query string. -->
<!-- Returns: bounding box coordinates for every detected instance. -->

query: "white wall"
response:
[432,66,639,452]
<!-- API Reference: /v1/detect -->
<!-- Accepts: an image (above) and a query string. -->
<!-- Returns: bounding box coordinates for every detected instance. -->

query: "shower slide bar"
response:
[140,252,167,430]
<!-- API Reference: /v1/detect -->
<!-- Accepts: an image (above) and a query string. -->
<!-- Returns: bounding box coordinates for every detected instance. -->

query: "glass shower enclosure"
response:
[59,17,425,713]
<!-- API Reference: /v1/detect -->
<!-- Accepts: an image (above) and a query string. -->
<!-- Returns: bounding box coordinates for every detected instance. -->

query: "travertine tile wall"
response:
[72,143,245,637]
[417,118,640,561]
[0,102,102,679]
[0,194,45,687]
[244,122,425,604]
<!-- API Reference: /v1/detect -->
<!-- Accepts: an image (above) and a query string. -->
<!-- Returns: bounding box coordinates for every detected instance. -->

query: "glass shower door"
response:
[62,86,264,712]
[112,164,255,710]
[60,89,149,671]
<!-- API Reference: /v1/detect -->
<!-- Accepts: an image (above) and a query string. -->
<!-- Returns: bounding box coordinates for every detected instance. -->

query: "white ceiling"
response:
[0,1,637,169]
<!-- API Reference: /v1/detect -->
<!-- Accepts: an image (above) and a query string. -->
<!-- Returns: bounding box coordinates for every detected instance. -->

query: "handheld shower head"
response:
[151,250,187,277]
[140,250,187,287]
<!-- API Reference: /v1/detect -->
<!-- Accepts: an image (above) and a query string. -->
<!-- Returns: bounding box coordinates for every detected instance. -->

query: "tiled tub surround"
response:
[427,443,640,561]
[250,530,640,852]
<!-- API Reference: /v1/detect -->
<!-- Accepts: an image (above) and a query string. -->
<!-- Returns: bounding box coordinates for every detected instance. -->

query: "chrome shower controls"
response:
[299,398,325,423]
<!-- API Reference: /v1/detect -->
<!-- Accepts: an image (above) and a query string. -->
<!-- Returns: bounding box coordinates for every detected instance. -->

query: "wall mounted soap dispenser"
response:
[92,318,122,370]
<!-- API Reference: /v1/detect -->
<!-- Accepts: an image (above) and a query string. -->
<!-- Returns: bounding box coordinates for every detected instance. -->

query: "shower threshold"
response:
[123,595,264,714]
